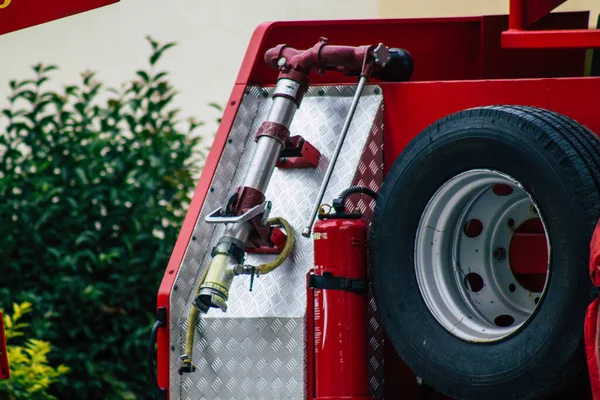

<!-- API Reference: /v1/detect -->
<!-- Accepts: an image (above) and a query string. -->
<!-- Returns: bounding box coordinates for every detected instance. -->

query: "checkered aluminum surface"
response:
[170,85,384,400]
[348,106,385,399]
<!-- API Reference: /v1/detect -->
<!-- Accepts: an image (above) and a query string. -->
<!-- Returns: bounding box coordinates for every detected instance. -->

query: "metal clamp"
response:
[205,201,272,224]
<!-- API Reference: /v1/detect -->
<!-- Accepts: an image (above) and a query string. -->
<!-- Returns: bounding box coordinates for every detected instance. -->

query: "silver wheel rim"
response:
[415,169,550,342]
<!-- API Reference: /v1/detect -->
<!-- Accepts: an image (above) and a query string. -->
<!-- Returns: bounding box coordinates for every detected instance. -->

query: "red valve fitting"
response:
[264,38,376,84]
[264,38,413,99]
[265,38,371,74]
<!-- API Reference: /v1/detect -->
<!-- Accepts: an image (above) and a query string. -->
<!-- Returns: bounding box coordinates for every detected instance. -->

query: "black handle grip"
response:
[148,307,167,400]
[377,48,413,82]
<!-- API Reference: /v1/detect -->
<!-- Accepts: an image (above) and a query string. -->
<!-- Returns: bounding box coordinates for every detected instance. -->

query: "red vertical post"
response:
[509,0,526,30]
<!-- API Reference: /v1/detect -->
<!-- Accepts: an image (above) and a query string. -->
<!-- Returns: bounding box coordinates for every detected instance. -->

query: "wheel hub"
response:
[415,169,550,342]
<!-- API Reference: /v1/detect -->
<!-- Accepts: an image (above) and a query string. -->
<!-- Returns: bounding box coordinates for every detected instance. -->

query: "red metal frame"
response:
[503,0,600,48]
[0,0,119,36]
[158,11,600,398]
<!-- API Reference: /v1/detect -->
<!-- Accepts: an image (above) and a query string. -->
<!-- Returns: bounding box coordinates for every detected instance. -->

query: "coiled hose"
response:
[179,216,295,374]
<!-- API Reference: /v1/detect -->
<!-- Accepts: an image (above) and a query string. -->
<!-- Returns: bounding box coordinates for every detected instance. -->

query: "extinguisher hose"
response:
[339,186,378,203]
[334,186,378,212]
[180,216,294,374]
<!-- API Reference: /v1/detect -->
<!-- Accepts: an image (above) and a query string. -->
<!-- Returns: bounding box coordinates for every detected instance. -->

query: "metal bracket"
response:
[205,202,272,224]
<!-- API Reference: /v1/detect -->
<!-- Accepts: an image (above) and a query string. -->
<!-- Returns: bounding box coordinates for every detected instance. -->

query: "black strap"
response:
[308,272,367,293]
[591,286,600,300]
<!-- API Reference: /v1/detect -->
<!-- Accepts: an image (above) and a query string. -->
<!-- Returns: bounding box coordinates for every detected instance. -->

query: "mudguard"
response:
[586,222,600,399]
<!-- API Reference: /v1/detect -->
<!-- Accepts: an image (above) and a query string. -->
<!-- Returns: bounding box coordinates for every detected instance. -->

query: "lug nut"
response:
[493,247,506,261]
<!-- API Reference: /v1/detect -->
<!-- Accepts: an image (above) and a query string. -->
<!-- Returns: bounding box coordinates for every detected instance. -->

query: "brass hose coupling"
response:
[178,354,196,375]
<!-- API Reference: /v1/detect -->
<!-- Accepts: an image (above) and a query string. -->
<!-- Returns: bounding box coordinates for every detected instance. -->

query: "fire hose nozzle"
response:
[193,253,237,313]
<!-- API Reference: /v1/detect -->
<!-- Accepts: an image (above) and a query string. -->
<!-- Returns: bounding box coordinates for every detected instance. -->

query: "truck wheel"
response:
[371,106,600,399]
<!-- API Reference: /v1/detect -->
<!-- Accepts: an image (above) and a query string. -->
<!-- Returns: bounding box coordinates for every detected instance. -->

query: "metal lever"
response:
[301,75,368,237]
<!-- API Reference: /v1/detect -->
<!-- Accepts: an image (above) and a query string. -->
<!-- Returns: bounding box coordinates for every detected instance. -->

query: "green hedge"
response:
[0,37,205,399]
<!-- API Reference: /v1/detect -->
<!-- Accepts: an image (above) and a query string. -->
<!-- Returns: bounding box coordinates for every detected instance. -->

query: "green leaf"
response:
[149,42,176,66]
[153,71,168,81]
[36,76,50,87]
[145,35,159,50]
[208,102,223,112]
[135,70,150,83]
[158,42,177,54]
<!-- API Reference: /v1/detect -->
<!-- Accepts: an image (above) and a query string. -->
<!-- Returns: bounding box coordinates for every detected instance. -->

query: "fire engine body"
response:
[155,2,600,399]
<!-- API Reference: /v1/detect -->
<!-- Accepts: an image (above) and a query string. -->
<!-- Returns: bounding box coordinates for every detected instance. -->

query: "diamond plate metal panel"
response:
[348,103,385,400]
[170,85,383,400]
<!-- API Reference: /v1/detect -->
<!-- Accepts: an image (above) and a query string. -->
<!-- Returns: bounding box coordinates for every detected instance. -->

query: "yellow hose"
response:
[256,216,295,275]
[180,216,295,373]
[180,264,210,374]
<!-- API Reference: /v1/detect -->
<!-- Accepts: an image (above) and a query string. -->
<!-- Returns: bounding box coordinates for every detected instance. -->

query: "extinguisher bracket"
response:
[308,272,367,293]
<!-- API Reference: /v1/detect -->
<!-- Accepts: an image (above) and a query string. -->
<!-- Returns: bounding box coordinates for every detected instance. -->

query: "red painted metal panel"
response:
[240,18,483,85]
[381,77,600,172]
[481,13,587,79]
[240,14,587,87]
[505,0,599,49]
[0,312,8,380]
[0,0,118,36]
[503,29,600,48]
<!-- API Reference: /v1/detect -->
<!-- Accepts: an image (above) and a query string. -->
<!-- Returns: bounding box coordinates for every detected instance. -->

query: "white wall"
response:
[0,0,378,140]
[380,0,599,26]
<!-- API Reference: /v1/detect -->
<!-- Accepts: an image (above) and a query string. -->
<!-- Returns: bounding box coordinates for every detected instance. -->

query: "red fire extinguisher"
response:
[308,187,377,400]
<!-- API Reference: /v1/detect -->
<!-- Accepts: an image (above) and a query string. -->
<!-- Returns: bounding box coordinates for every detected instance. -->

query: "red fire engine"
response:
[153,1,600,399]
[4,1,600,399]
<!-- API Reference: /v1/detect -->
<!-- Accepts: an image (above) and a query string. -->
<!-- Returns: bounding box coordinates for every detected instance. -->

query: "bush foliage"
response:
[0,302,69,400]
[0,37,204,398]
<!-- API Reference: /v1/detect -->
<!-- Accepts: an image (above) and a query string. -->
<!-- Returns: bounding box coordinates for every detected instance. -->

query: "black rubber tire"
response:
[370,106,600,400]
